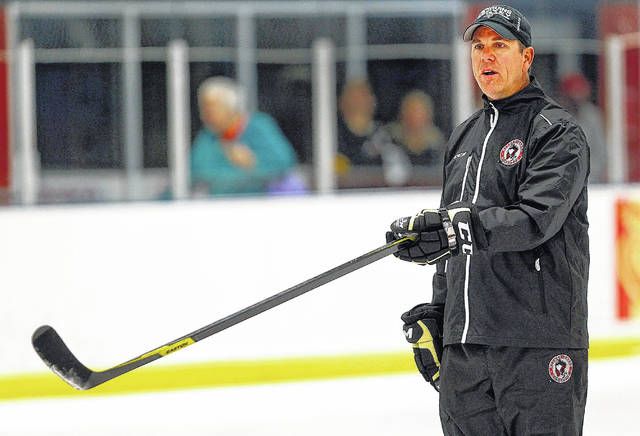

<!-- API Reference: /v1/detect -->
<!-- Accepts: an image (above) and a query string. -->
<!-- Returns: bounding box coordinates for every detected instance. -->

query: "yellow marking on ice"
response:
[588,336,640,360]
[1,337,639,402]
[0,351,415,401]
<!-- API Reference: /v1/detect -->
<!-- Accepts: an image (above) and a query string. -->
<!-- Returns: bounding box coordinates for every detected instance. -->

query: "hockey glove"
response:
[387,201,479,265]
[401,303,444,392]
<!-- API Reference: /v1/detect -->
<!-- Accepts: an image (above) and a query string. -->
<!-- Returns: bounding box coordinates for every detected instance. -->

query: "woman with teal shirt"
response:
[191,77,300,196]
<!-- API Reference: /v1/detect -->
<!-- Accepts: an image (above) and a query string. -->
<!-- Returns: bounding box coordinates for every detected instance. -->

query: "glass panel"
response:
[21,18,121,49]
[367,16,452,45]
[141,18,236,48]
[257,63,312,164]
[141,62,167,169]
[256,16,346,49]
[36,63,121,170]
[10,1,611,206]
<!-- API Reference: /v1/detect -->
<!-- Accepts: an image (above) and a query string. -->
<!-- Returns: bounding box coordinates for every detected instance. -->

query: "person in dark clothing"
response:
[384,90,446,186]
[387,5,589,435]
[336,78,383,166]
[385,90,445,168]
[336,78,411,187]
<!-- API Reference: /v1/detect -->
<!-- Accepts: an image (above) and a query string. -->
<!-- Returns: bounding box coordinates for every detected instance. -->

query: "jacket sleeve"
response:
[474,117,589,252]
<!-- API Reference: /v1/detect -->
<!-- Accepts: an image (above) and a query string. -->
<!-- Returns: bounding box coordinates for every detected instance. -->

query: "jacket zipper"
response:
[459,155,472,201]
[461,103,499,344]
[472,103,498,204]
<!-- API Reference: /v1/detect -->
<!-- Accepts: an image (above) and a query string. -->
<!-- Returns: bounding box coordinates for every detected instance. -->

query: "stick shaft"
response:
[189,235,411,342]
[34,236,413,389]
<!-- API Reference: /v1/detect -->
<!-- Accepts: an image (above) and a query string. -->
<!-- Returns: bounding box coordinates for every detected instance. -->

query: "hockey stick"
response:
[32,235,416,390]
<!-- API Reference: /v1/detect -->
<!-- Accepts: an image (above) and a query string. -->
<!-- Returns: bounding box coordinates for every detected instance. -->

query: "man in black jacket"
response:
[388,5,589,435]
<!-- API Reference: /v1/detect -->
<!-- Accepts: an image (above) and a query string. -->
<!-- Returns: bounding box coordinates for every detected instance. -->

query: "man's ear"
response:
[523,46,535,72]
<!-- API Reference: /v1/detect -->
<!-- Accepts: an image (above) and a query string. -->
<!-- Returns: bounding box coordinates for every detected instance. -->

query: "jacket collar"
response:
[482,75,546,113]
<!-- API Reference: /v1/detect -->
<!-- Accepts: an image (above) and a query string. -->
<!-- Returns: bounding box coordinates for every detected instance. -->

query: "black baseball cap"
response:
[463,5,532,48]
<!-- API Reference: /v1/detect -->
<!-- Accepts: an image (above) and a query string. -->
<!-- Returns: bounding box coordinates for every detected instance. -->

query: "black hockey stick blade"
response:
[32,234,416,390]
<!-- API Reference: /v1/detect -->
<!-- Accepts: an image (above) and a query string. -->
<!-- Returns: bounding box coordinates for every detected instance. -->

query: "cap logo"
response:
[499,139,524,166]
[549,354,573,383]
[478,6,513,21]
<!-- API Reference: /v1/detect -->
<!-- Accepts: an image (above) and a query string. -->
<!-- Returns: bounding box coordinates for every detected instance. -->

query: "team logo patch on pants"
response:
[548,354,573,383]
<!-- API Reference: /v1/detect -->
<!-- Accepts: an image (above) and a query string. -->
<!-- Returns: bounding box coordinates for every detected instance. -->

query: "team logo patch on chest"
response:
[548,354,573,383]
[499,139,524,166]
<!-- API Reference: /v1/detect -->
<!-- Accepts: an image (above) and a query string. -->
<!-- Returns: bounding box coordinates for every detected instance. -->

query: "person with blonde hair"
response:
[190,76,300,196]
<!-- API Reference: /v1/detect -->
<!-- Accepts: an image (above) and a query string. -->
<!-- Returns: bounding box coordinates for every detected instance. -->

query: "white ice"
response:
[1,356,638,436]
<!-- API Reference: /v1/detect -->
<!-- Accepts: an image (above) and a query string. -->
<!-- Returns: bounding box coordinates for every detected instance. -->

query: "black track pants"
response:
[439,344,588,436]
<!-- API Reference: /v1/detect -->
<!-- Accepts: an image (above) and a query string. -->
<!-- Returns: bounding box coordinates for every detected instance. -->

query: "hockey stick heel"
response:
[32,325,93,390]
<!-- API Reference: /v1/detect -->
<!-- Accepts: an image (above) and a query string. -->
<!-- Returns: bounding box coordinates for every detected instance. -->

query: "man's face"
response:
[471,26,534,100]
[401,99,430,131]
[340,84,375,119]
[200,93,236,134]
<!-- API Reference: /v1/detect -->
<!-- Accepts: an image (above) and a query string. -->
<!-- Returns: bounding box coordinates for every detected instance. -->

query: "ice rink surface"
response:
[1,355,638,435]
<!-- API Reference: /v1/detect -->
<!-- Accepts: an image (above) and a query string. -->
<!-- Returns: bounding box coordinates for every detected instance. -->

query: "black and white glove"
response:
[386,201,478,265]
[402,303,444,392]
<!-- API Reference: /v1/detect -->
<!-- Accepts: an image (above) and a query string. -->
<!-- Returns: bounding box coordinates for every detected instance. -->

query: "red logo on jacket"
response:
[499,139,524,166]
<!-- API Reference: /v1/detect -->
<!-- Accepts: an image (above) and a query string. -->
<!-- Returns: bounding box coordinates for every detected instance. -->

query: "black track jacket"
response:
[432,77,589,349]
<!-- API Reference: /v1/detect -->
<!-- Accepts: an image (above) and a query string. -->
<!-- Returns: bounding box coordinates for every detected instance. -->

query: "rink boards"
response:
[0,186,639,406]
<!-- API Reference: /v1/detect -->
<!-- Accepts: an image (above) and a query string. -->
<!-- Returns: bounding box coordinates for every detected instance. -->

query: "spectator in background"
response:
[191,77,302,196]
[559,72,608,183]
[336,78,410,186]
[384,90,446,185]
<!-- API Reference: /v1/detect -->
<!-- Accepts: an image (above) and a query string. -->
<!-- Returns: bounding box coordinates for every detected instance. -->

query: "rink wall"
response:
[1,186,640,400]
